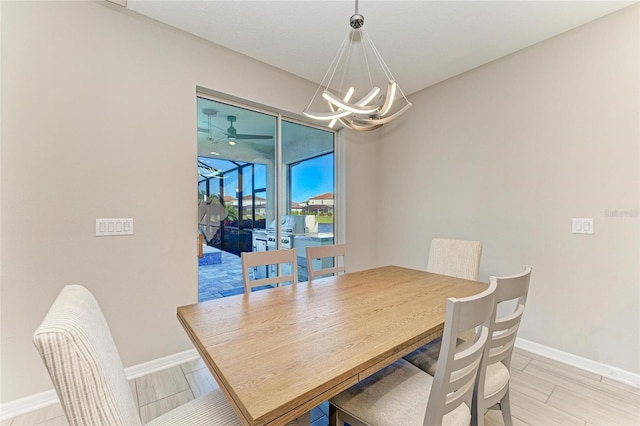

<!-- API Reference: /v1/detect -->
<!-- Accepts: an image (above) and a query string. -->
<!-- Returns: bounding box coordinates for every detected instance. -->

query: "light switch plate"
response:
[572,218,594,234]
[96,218,134,236]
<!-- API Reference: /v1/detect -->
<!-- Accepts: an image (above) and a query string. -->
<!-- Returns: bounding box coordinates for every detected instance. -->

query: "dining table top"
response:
[177,265,487,426]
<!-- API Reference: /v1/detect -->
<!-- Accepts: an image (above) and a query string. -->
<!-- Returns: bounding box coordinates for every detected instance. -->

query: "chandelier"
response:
[303,0,412,131]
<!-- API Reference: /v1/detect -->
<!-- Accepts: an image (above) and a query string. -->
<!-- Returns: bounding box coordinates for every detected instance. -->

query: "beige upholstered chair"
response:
[329,281,497,426]
[241,249,298,293]
[472,266,532,426]
[305,244,346,283]
[404,238,483,374]
[427,238,483,281]
[32,285,242,426]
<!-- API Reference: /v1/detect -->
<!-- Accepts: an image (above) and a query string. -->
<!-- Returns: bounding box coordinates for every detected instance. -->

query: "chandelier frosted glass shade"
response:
[303,8,412,131]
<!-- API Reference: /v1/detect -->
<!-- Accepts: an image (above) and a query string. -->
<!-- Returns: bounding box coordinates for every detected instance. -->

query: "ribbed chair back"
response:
[427,238,483,281]
[33,285,142,426]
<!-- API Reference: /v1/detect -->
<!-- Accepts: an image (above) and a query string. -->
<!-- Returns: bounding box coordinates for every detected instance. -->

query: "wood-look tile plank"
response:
[510,368,555,403]
[180,357,208,375]
[483,408,530,426]
[135,365,191,406]
[139,389,194,424]
[511,350,532,371]
[601,376,640,396]
[129,379,139,413]
[525,357,602,383]
[547,385,640,426]
[185,367,219,398]
[8,404,65,425]
[509,389,586,425]
[524,361,640,414]
[35,416,69,426]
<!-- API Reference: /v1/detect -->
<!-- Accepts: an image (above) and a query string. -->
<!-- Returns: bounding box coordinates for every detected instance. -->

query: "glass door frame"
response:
[196,89,341,249]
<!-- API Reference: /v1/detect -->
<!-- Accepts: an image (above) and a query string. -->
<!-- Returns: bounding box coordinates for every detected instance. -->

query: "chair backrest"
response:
[476,266,532,394]
[426,238,482,281]
[305,244,347,283]
[423,281,497,426]
[241,249,298,292]
[32,285,142,426]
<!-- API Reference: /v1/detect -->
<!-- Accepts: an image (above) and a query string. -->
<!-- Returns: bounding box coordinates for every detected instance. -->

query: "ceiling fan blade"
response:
[236,134,273,140]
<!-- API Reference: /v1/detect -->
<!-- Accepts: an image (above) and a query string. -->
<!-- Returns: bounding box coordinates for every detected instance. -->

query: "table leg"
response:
[296,411,311,426]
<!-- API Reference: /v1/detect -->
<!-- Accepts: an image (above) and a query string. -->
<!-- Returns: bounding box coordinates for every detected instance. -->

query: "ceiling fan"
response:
[198,108,273,145]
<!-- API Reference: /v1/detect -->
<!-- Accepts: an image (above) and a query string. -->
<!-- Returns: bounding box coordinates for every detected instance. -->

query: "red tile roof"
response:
[309,192,333,200]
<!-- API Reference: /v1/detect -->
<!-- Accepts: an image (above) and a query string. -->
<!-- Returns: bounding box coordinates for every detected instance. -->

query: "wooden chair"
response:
[427,238,483,280]
[241,249,298,293]
[32,285,242,426]
[305,244,347,283]
[329,281,497,426]
[472,266,532,426]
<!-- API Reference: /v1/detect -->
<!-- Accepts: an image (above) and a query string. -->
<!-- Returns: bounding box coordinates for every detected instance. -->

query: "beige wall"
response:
[0,1,378,402]
[376,5,639,373]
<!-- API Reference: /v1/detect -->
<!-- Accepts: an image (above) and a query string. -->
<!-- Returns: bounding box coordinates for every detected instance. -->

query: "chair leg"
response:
[329,403,343,426]
[500,388,514,426]
[471,393,483,426]
[475,405,485,426]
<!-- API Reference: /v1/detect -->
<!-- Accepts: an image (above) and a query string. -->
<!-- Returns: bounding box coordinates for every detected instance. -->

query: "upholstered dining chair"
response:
[403,238,484,374]
[32,285,242,426]
[427,238,483,281]
[305,244,347,283]
[241,248,298,293]
[329,281,497,426]
[472,266,532,426]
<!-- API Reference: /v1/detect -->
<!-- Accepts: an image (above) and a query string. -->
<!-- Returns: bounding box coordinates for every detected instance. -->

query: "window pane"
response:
[282,120,335,282]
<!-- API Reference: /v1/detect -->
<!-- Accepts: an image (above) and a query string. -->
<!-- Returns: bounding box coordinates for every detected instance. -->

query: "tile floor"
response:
[198,249,245,301]
[5,348,639,425]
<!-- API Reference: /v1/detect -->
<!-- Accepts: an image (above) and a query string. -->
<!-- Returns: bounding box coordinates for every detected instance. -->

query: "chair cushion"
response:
[330,359,471,426]
[484,362,510,399]
[403,338,442,375]
[404,336,473,376]
[145,389,242,426]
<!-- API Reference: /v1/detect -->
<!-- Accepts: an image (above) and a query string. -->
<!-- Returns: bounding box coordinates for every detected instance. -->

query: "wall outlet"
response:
[96,218,134,236]
[572,218,594,234]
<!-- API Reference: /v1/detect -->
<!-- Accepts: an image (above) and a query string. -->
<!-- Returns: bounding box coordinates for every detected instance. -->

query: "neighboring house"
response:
[291,201,304,214]
[304,193,334,215]
[307,192,334,206]
[228,195,267,217]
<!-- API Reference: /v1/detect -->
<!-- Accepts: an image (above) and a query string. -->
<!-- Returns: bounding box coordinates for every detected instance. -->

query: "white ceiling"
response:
[126,0,635,96]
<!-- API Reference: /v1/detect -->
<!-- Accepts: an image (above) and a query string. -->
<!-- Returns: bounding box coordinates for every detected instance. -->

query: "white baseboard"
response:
[124,348,200,380]
[0,349,199,421]
[515,337,640,388]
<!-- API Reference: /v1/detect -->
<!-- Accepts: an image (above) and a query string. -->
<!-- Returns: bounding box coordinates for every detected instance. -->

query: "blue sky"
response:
[199,154,333,203]
[291,153,334,203]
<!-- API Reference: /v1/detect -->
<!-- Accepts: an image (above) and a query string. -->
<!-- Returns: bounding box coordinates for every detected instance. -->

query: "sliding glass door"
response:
[197,96,336,300]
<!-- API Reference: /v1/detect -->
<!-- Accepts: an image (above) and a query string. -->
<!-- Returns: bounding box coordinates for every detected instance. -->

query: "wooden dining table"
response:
[177,265,487,426]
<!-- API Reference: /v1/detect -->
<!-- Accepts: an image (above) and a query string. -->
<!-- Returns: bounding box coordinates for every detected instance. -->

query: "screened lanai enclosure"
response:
[197,96,336,301]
